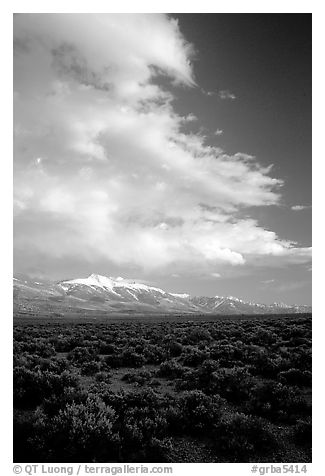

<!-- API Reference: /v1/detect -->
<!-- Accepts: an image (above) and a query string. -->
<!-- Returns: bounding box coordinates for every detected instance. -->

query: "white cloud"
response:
[261,279,275,285]
[214,129,224,136]
[218,90,236,100]
[201,89,216,96]
[13,14,311,276]
[201,89,236,100]
[291,205,311,211]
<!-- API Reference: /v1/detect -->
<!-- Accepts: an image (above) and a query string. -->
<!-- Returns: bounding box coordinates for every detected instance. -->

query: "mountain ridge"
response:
[13,273,312,317]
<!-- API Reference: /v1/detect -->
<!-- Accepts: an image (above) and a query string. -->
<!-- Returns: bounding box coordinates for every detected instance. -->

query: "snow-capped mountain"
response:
[57,274,191,309]
[13,273,312,317]
[13,274,199,315]
[189,295,311,315]
[60,274,167,297]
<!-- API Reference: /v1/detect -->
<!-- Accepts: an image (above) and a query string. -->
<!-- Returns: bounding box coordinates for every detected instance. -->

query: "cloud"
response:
[291,205,311,211]
[218,90,236,100]
[13,14,311,276]
[201,89,236,100]
[201,89,216,96]
[214,129,223,136]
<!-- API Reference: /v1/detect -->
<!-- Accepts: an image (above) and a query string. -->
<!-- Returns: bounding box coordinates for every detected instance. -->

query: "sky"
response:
[13,13,312,304]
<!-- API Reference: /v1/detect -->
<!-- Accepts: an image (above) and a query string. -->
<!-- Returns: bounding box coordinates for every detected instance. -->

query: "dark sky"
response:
[13,14,312,304]
[173,13,312,244]
[163,14,312,304]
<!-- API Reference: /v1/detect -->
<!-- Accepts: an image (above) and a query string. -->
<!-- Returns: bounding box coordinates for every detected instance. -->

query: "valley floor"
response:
[13,314,312,463]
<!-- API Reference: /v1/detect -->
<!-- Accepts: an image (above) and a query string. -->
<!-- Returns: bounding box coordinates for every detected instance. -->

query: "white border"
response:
[3,3,322,474]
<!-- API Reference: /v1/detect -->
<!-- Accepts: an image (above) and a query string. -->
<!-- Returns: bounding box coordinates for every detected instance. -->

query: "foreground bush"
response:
[13,316,312,463]
[14,367,80,408]
[246,381,311,423]
[213,413,278,462]
[165,390,225,436]
[278,368,312,387]
[29,395,119,462]
[293,420,312,447]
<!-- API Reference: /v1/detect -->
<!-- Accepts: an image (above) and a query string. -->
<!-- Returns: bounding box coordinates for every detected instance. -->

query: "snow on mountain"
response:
[170,293,190,299]
[61,274,117,290]
[60,274,165,293]
[13,273,312,316]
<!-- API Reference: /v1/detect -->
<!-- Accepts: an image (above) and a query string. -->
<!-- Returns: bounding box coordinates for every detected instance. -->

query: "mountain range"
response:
[13,273,312,317]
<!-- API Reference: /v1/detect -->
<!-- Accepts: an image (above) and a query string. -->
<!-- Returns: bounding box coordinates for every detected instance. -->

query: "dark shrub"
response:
[165,341,183,358]
[175,368,199,392]
[279,368,312,387]
[17,340,56,358]
[98,342,117,355]
[121,349,146,368]
[122,369,154,386]
[41,386,88,417]
[81,361,101,376]
[209,367,254,403]
[293,420,312,447]
[68,346,97,365]
[14,411,39,462]
[158,359,185,379]
[247,381,311,423]
[37,357,69,373]
[167,390,224,435]
[13,316,312,463]
[95,371,111,383]
[213,413,278,462]
[251,328,277,346]
[119,407,168,461]
[14,365,80,408]
[14,367,43,408]
[249,349,281,378]
[182,348,209,367]
[30,396,119,462]
[187,328,212,344]
[142,344,165,364]
[104,354,123,368]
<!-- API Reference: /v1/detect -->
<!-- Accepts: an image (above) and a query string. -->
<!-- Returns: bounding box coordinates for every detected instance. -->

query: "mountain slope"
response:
[190,295,311,315]
[13,273,312,317]
[13,274,199,315]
